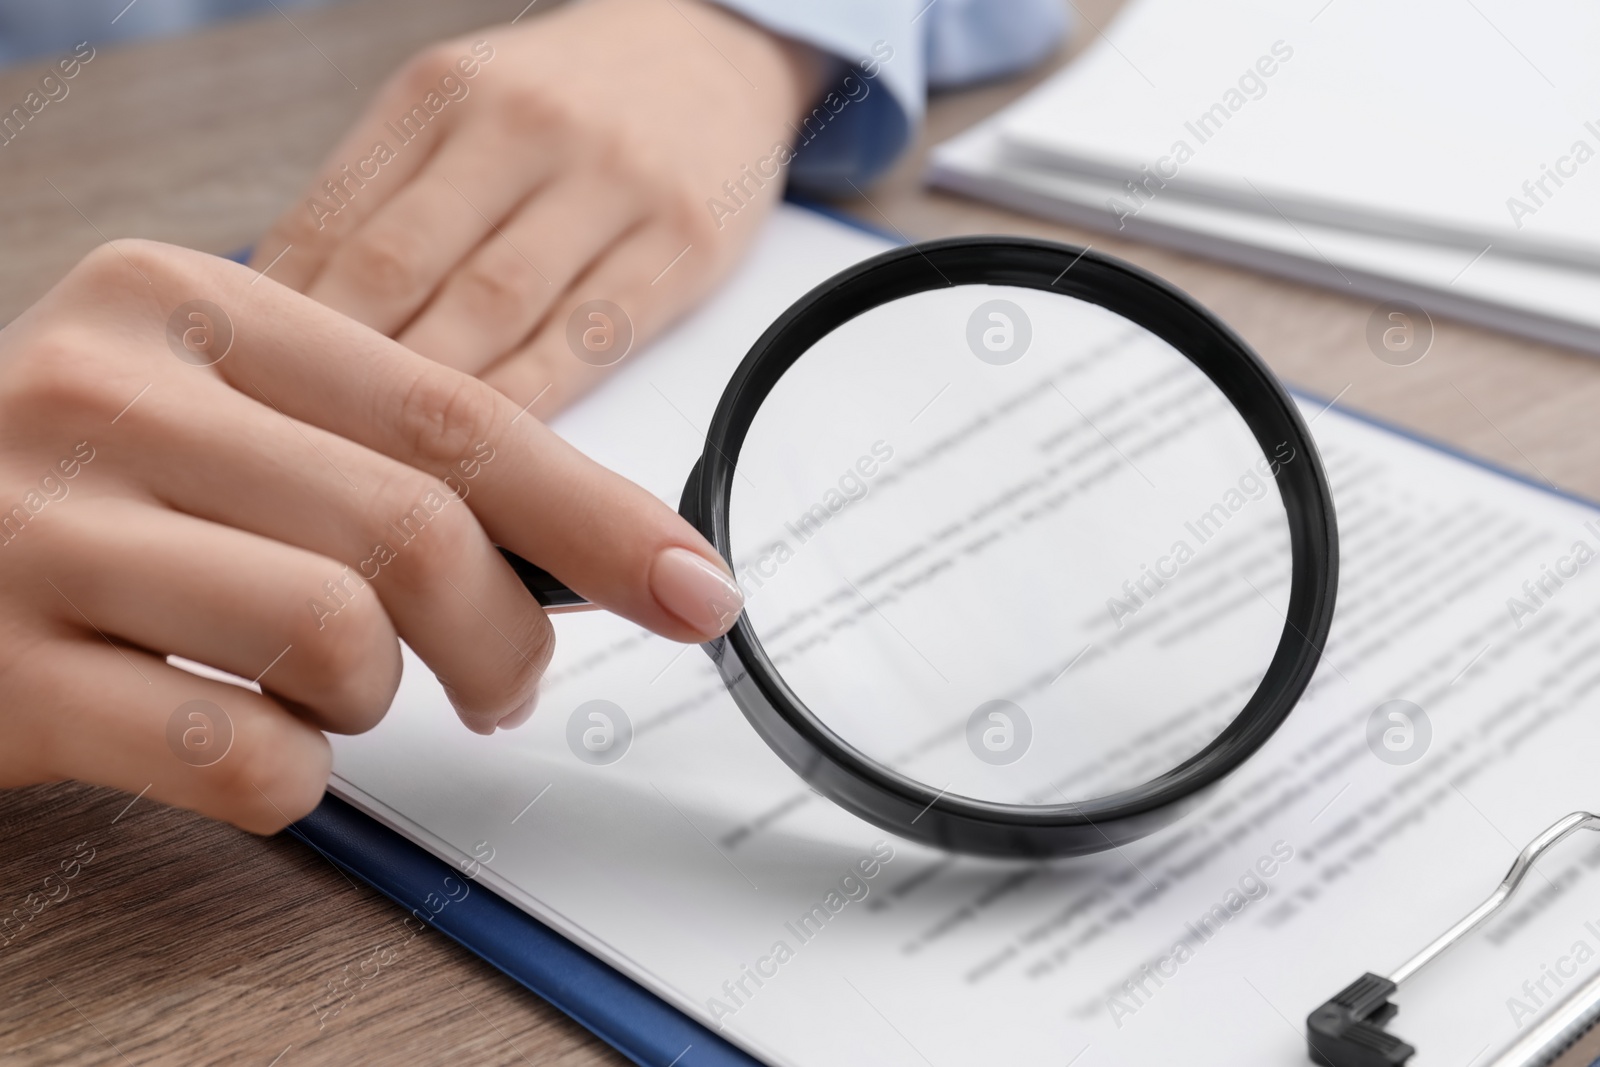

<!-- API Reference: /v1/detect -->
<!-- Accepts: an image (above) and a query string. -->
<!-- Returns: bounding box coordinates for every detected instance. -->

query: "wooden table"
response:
[3,1,1597,1063]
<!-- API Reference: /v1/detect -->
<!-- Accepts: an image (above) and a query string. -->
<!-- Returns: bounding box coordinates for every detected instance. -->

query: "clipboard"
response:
[246,203,1600,1067]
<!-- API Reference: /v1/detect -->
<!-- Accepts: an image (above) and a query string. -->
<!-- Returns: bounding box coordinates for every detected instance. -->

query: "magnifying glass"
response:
[503,236,1338,859]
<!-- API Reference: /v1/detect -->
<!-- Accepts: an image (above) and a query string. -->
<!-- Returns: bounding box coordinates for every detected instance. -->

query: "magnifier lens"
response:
[728,284,1295,809]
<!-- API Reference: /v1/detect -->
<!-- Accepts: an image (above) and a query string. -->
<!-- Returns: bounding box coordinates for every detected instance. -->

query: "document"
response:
[329,206,1600,1066]
[925,0,1600,357]
[929,121,1600,357]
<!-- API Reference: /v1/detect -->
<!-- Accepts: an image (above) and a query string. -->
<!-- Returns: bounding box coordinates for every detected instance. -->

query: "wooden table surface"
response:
[3,1,1598,1064]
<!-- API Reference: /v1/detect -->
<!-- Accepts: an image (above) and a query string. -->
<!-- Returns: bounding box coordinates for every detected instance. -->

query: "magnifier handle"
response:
[498,547,590,609]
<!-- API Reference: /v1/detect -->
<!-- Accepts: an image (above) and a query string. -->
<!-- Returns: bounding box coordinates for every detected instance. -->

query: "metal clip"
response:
[1306,812,1600,1067]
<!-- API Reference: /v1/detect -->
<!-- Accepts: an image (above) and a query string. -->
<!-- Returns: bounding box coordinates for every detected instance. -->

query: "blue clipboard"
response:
[256,198,1593,1067]
[287,794,760,1067]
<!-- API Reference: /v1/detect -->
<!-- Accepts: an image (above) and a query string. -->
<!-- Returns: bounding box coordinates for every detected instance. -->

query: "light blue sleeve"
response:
[0,0,1065,193]
[0,0,342,66]
[710,0,1069,195]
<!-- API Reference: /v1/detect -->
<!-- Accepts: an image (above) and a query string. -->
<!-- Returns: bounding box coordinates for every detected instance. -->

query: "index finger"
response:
[159,244,742,644]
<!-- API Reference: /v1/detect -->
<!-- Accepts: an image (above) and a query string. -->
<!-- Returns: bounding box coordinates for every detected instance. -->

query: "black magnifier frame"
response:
[503,235,1338,859]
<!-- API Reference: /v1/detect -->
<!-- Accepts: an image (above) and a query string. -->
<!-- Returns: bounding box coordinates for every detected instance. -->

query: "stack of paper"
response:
[928,0,1600,354]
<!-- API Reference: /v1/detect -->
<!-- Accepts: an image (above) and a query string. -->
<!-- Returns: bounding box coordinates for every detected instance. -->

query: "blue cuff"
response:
[709,0,1067,195]
[708,0,925,196]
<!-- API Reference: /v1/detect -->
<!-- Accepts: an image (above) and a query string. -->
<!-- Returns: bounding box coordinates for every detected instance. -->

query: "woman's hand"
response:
[0,241,743,832]
[250,0,822,416]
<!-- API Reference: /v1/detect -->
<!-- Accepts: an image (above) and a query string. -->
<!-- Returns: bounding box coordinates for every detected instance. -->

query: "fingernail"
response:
[650,546,743,638]
[498,690,538,731]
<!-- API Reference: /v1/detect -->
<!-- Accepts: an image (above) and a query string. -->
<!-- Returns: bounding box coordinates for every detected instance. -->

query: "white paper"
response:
[993,0,1600,268]
[928,120,1600,357]
[329,206,1600,1067]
